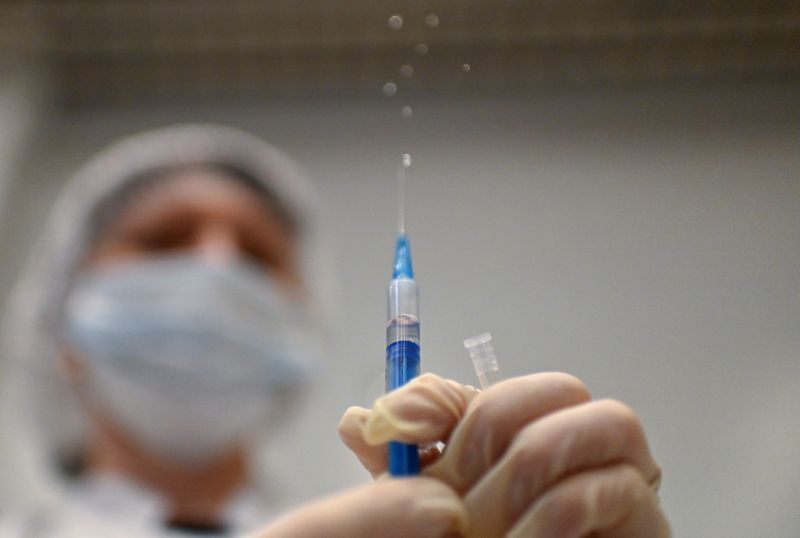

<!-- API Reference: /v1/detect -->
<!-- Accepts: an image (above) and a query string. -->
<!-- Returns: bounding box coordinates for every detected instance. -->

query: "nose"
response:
[194,222,240,263]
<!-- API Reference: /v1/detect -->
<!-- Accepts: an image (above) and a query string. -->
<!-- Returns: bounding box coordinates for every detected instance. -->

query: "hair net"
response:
[0,124,335,510]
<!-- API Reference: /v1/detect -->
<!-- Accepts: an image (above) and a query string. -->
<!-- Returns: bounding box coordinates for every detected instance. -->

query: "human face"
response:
[86,167,302,294]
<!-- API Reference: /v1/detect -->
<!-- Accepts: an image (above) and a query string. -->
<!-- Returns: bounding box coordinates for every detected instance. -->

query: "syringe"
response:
[385,233,421,475]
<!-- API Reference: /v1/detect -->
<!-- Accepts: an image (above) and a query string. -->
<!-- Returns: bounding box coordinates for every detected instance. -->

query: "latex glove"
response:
[249,477,468,538]
[338,373,670,537]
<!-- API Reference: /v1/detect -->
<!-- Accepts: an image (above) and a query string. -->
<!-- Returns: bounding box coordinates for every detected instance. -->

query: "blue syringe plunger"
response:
[392,233,415,279]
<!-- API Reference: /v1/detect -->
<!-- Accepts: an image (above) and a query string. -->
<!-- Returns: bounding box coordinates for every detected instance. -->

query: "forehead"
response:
[129,169,268,215]
[93,165,295,236]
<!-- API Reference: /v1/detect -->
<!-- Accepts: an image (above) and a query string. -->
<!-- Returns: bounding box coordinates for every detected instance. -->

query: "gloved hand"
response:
[248,476,467,538]
[338,372,670,537]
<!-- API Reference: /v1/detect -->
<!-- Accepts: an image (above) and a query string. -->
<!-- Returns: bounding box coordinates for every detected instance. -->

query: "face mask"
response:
[64,255,319,463]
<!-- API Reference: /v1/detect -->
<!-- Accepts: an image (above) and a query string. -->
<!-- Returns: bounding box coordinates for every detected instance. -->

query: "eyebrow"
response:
[87,162,299,244]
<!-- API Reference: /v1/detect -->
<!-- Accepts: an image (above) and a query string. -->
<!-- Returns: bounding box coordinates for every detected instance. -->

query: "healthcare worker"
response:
[0,125,670,537]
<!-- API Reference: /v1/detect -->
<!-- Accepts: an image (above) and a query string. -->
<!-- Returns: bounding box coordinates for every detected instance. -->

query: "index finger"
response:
[425,372,592,492]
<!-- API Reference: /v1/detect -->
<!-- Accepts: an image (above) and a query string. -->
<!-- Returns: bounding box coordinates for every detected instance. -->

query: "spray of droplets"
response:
[383,13,442,119]
[379,13,473,233]
[383,11,471,109]
[383,82,398,96]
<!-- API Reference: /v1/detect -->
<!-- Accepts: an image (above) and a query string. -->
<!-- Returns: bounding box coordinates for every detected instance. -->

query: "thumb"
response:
[249,477,468,538]
[338,374,479,478]
[338,405,388,477]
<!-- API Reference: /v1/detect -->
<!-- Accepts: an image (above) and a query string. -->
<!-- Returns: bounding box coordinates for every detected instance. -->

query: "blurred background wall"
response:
[1,1,799,536]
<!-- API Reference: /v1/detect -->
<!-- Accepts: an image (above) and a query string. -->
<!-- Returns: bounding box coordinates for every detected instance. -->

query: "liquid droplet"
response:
[415,43,429,56]
[388,14,403,30]
[399,64,414,78]
[402,153,412,168]
[425,14,439,28]
[462,63,471,73]
[383,82,398,96]
[401,106,413,118]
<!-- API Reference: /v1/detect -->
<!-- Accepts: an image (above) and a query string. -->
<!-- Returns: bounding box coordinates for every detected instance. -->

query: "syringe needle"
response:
[398,153,412,234]
[397,165,406,234]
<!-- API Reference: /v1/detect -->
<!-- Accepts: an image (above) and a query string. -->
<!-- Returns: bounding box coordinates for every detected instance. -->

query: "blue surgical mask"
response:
[64,255,319,462]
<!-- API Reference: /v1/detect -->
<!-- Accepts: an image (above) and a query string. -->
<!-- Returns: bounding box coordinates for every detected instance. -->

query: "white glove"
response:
[338,372,670,537]
[249,476,467,538]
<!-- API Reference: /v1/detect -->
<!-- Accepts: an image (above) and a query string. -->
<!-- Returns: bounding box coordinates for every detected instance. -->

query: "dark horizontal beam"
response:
[1,0,798,107]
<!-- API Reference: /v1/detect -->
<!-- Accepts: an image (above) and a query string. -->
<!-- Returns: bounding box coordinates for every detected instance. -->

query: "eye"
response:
[239,237,281,271]
[132,221,195,253]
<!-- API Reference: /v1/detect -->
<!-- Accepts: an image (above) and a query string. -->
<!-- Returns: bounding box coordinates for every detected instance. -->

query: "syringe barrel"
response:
[387,277,420,344]
[388,278,418,320]
[385,276,421,476]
